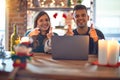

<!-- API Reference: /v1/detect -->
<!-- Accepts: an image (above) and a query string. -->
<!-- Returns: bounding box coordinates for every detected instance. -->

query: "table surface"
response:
[14,53,120,80]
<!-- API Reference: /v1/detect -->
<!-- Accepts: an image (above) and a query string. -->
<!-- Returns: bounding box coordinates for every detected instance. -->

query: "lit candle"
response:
[108,40,119,65]
[98,39,108,65]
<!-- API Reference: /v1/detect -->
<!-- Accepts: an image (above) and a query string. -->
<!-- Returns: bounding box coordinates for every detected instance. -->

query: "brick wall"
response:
[7,0,27,50]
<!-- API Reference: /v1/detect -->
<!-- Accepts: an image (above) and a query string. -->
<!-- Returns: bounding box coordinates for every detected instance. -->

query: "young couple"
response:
[25,4,105,54]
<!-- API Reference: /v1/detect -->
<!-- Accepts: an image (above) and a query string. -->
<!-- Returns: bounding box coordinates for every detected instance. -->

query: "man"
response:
[66,4,105,54]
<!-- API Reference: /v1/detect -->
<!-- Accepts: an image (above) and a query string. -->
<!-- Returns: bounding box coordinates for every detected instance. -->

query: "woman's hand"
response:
[29,28,40,37]
[65,25,74,36]
[47,27,54,39]
[45,27,53,52]
[89,24,98,42]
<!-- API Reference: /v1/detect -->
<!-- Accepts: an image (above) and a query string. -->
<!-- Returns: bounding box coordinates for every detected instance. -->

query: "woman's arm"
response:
[44,38,51,53]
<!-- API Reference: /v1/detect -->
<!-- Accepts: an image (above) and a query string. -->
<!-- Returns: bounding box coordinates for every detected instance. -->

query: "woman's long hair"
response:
[32,11,51,49]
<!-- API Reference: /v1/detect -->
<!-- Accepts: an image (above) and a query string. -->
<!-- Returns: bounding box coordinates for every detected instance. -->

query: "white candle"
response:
[108,40,119,65]
[98,39,108,65]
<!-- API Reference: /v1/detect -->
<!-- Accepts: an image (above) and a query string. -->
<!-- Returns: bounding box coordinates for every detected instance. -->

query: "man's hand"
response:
[47,27,54,39]
[89,24,98,42]
[66,25,74,36]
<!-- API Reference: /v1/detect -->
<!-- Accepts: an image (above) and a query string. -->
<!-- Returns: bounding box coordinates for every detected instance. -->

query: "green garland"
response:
[77,0,82,4]
[67,0,71,7]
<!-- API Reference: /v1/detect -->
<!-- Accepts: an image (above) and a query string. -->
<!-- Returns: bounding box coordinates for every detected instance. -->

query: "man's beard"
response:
[77,22,87,29]
[78,25,85,29]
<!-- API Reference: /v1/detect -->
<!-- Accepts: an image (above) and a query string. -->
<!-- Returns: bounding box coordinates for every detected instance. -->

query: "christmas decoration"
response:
[11,37,33,69]
[53,13,58,18]
[77,0,82,4]
[67,0,71,7]
[62,13,67,19]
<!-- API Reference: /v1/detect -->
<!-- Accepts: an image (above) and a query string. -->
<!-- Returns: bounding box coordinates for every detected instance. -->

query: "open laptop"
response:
[51,35,89,60]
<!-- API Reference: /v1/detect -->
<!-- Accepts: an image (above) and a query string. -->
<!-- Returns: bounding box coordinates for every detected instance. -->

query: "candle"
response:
[98,39,108,65]
[108,40,119,65]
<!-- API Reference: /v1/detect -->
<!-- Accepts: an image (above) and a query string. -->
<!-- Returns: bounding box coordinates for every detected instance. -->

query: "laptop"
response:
[51,35,89,60]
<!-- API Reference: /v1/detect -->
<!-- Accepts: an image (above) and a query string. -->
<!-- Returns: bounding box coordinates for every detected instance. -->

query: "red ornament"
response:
[62,13,67,19]
[53,13,58,19]
[21,42,30,47]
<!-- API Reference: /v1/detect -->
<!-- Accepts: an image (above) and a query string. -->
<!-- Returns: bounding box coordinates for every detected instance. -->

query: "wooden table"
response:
[14,53,120,80]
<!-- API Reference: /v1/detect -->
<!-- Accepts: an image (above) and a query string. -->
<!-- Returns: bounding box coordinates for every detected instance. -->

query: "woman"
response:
[25,11,57,53]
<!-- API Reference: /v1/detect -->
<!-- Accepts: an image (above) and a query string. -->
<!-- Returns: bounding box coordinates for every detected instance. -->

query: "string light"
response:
[90,0,94,23]
[61,2,64,7]
[27,0,81,8]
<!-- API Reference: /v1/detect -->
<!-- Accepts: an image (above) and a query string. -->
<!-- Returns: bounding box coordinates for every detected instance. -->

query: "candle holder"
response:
[92,61,120,67]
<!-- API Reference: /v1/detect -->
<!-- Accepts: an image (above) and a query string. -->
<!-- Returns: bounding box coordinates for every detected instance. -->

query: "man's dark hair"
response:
[73,5,87,13]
